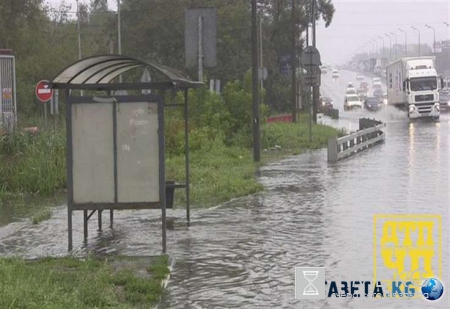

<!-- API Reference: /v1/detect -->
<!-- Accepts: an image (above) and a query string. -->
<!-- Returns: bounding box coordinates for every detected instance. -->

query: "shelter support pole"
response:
[66,88,73,252]
[184,90,190,223]
[83,210,88,242]
[98,210,102,231]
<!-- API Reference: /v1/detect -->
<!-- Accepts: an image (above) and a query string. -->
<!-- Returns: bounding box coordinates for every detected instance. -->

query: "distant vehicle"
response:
[356,74,364,82]
[344,94,362,110]
[374,64,383,75]
[321,66,327,74]
[373,83,383,91]
[439,91,450,111]
[320,96,333,111]
[360,81,369,92]
[383,93,388,105]
[372,77,381,85]
[332,69,339,79]
[373,88,384,99]
[346,87,357,95]
[386,56,440,119]
[347,82,354,88]
[381,70,387,79]
[357,88,368,100]
[364,96,383,111]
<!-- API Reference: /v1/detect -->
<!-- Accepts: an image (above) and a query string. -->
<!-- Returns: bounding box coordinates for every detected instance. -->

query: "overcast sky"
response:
[47,0,450,65]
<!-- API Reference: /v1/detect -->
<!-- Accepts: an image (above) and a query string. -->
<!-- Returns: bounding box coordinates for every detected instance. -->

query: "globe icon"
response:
[421,278,444,301]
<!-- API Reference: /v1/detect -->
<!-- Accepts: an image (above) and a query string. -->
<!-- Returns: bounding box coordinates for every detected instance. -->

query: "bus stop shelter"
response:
[51,55,202,252]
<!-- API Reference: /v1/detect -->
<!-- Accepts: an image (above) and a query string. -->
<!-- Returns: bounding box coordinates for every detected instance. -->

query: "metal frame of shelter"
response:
[51,55,203,252]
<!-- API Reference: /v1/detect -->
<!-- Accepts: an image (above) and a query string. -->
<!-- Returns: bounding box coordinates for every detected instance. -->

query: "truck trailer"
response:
[386,57,440,119]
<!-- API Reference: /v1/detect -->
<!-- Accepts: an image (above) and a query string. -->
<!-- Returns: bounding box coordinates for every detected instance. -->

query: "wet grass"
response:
[0,114,341,213]
[0,255,169,309]
[31,208,52,224]
[167,117,342,208]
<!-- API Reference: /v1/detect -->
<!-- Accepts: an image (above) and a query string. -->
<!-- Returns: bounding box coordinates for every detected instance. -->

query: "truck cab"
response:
[403,63,439,118]
[386,57,440,119]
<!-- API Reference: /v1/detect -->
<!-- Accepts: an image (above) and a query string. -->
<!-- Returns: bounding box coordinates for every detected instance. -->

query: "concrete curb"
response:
[155,255,176,309]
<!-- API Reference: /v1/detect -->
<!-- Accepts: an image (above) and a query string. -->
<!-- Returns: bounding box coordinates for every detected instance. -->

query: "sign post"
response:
[36,80,53,128]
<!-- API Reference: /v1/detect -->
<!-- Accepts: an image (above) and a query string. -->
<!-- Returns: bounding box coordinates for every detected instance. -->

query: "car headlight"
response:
[409,105,416,112]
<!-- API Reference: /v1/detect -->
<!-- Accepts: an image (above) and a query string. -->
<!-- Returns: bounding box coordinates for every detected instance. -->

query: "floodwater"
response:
[0,70,449,308]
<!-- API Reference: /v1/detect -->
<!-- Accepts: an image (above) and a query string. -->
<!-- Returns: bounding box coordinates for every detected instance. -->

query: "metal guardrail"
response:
[327,118,386,162]
[322,107,339,119]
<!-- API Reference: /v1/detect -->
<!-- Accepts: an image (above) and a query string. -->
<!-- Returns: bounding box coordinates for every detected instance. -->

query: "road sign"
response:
[258,67,268,80]
[304,74,321,86]
[140,68,152,94]
[301,46,322,67]
[35,80,53,102]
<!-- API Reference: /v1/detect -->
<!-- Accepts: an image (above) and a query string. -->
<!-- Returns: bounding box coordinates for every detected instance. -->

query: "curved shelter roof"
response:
[51,54,202,89]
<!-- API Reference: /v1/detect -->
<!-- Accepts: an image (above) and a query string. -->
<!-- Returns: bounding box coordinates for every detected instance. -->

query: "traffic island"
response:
[0,255,170,308]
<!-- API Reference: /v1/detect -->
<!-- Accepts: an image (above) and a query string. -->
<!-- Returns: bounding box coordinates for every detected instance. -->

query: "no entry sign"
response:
[35,80,53,102]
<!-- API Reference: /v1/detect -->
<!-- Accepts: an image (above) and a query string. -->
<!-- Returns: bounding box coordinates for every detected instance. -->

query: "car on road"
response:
[346,87,357,95]
[372,77,381,85]
[373,83,382,91]
[439,91,450,111]
[347,82,354,88]
[332,69,339,79]
[364,96,382,111]
[359,81,369,92]
[373,88,384,100]
[356,74,364,82]
[344,94,362,110]
[320,96,333,111]
[357,88,368,100]
[321,66,327,74]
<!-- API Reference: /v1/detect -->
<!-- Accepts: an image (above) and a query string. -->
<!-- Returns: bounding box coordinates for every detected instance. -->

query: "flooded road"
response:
[0,70,449,308]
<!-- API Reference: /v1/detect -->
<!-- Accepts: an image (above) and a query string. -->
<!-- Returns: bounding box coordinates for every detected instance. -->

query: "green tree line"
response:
[0,0,334,117]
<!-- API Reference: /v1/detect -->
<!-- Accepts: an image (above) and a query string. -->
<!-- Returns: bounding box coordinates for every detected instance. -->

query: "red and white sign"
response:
[35,80,53,103]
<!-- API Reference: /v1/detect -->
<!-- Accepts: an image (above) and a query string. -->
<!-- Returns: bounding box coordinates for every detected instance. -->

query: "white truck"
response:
[386,57,440,119]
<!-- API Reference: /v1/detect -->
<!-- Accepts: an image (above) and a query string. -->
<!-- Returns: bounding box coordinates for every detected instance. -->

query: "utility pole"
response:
[312,0,319,124]
[399,28,407,57]
[385,33,392,62]
[426,25,436,53]
[251,0,260,162]
[378,35,385,59]
[291,0,297,123]
[117,0,122,82]
[259,9,264,102]
[411,26,420,56]
[76,0,83,96]
[198,16,204,82]
[76,0,81,61]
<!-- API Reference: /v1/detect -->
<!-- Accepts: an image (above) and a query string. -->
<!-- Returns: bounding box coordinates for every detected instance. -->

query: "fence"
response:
[327,118,385,162]
[0,50,17,133]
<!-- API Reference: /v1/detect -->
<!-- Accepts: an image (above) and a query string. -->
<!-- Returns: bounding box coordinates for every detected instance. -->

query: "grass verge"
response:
[0,255,169,309]
[0,115,342,213]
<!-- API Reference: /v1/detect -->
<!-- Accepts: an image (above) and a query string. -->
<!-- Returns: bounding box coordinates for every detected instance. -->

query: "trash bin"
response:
[165,181,175,209]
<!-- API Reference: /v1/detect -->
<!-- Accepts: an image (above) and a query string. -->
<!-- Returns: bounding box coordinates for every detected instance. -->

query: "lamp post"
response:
[425,24,436,53]
[399,28,407,57]
[411,26,420,56]
[379,35,385,59]
[117,0,122,82]
[391,32,398,60]
[385,33,392,62]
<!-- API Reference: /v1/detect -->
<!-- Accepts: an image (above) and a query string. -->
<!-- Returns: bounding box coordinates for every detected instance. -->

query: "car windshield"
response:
[410,76,437,91]
[348,96,359,102]
[367,97,379,104]
[347,89,356,94]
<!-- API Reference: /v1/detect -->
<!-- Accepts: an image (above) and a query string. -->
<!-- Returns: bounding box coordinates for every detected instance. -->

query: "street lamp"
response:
[398,28,407,57]
[378,35,385,58]
[425,24,436,53]
[385,33,392,62]
[411,26,421,56]
[391,32,398,60]
[444,22,449,40]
